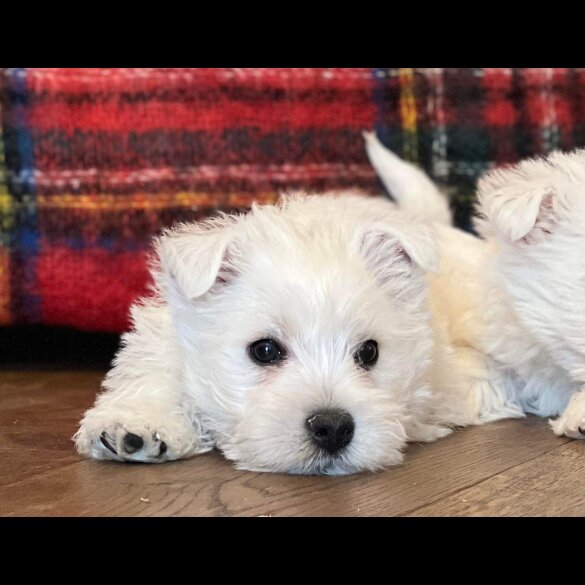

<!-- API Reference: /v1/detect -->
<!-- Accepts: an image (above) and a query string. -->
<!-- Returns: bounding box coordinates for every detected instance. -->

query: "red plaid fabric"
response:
[1,68,585,332]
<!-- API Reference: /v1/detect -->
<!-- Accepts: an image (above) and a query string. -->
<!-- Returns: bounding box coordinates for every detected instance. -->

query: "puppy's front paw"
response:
[549,391,585,439]
[74,410,206,463]
[97,427,169,462]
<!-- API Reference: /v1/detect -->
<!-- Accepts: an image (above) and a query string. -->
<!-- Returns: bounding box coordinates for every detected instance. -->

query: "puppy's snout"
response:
[306,409,355,455]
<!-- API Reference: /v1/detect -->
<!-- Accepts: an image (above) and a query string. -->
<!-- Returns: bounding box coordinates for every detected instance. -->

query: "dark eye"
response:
[249,339,286,365]
[354,340,379,369]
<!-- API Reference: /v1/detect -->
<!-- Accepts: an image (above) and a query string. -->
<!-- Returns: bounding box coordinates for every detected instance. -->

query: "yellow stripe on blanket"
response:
[37,192,283,212]
[399,68,418,163]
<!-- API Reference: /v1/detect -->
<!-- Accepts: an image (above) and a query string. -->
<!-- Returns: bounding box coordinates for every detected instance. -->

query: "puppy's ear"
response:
[155,221,239,301]
[358,221,440,286]
[476,157,557,243]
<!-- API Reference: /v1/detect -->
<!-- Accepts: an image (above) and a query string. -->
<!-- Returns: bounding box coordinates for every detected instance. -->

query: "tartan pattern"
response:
[0,87,10,324]
[1,68,585,332]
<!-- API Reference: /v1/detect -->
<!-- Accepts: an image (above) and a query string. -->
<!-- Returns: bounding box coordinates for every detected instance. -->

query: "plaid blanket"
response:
[1,68,585,332]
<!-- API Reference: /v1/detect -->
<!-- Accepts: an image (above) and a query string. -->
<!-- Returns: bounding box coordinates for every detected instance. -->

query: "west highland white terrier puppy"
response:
[75,133,583,475]
[474,149,585,438]
[75,144,511,474]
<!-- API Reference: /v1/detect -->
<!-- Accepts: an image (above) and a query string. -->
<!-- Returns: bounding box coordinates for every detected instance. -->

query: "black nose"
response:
[306,409,355,455]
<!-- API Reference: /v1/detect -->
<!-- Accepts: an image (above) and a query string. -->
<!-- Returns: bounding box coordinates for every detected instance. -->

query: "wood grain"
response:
[0,370,582,516]
[409,441,584,517]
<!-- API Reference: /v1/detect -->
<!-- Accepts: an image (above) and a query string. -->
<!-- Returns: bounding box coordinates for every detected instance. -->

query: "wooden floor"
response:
[0,370,583,517]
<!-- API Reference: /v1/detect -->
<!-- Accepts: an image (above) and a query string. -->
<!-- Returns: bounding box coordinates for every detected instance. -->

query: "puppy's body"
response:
[475,150,585,436]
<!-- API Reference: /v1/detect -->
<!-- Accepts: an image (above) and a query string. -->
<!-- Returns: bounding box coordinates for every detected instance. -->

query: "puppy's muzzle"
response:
[305,409,354,455]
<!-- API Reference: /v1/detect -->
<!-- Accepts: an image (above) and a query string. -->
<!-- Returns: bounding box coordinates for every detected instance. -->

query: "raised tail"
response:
[363,131,452,225]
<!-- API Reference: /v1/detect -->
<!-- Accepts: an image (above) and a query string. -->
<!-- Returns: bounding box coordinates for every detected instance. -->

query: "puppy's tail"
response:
[363,131,452,225]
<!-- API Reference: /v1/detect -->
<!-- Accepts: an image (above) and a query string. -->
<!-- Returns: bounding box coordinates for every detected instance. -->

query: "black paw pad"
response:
[123,432,145,454]
[100,431,118,455]
[158,441,168,457]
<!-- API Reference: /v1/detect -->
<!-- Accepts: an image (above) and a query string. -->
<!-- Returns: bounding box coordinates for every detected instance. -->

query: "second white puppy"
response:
[476,149,585,438]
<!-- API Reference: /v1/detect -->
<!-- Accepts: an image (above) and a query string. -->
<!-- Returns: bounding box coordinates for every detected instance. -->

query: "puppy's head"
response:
[155,195,439,475]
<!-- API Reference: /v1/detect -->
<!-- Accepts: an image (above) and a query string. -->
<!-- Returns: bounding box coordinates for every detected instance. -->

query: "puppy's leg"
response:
[550,389,585,439]
[74,301,212,463]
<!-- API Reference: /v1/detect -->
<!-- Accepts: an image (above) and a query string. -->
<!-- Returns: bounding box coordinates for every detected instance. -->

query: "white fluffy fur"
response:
[474,149,585,436]
[74,134,585,476]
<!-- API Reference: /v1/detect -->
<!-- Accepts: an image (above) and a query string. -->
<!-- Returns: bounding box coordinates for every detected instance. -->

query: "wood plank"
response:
[409,441,584,517]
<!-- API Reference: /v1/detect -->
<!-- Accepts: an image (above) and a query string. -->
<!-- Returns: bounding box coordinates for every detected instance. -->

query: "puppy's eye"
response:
[354,340,379,369]
[249,339,286,365]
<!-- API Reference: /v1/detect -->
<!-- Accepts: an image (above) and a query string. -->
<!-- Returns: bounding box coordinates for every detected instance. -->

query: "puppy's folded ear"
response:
[357,221,440,287]
[155,220,240,301]
[476,157,558,243]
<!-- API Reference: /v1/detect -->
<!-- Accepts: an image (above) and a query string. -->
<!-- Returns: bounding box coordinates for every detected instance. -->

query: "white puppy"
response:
[75,154,519,474]
[475,150,585,438]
